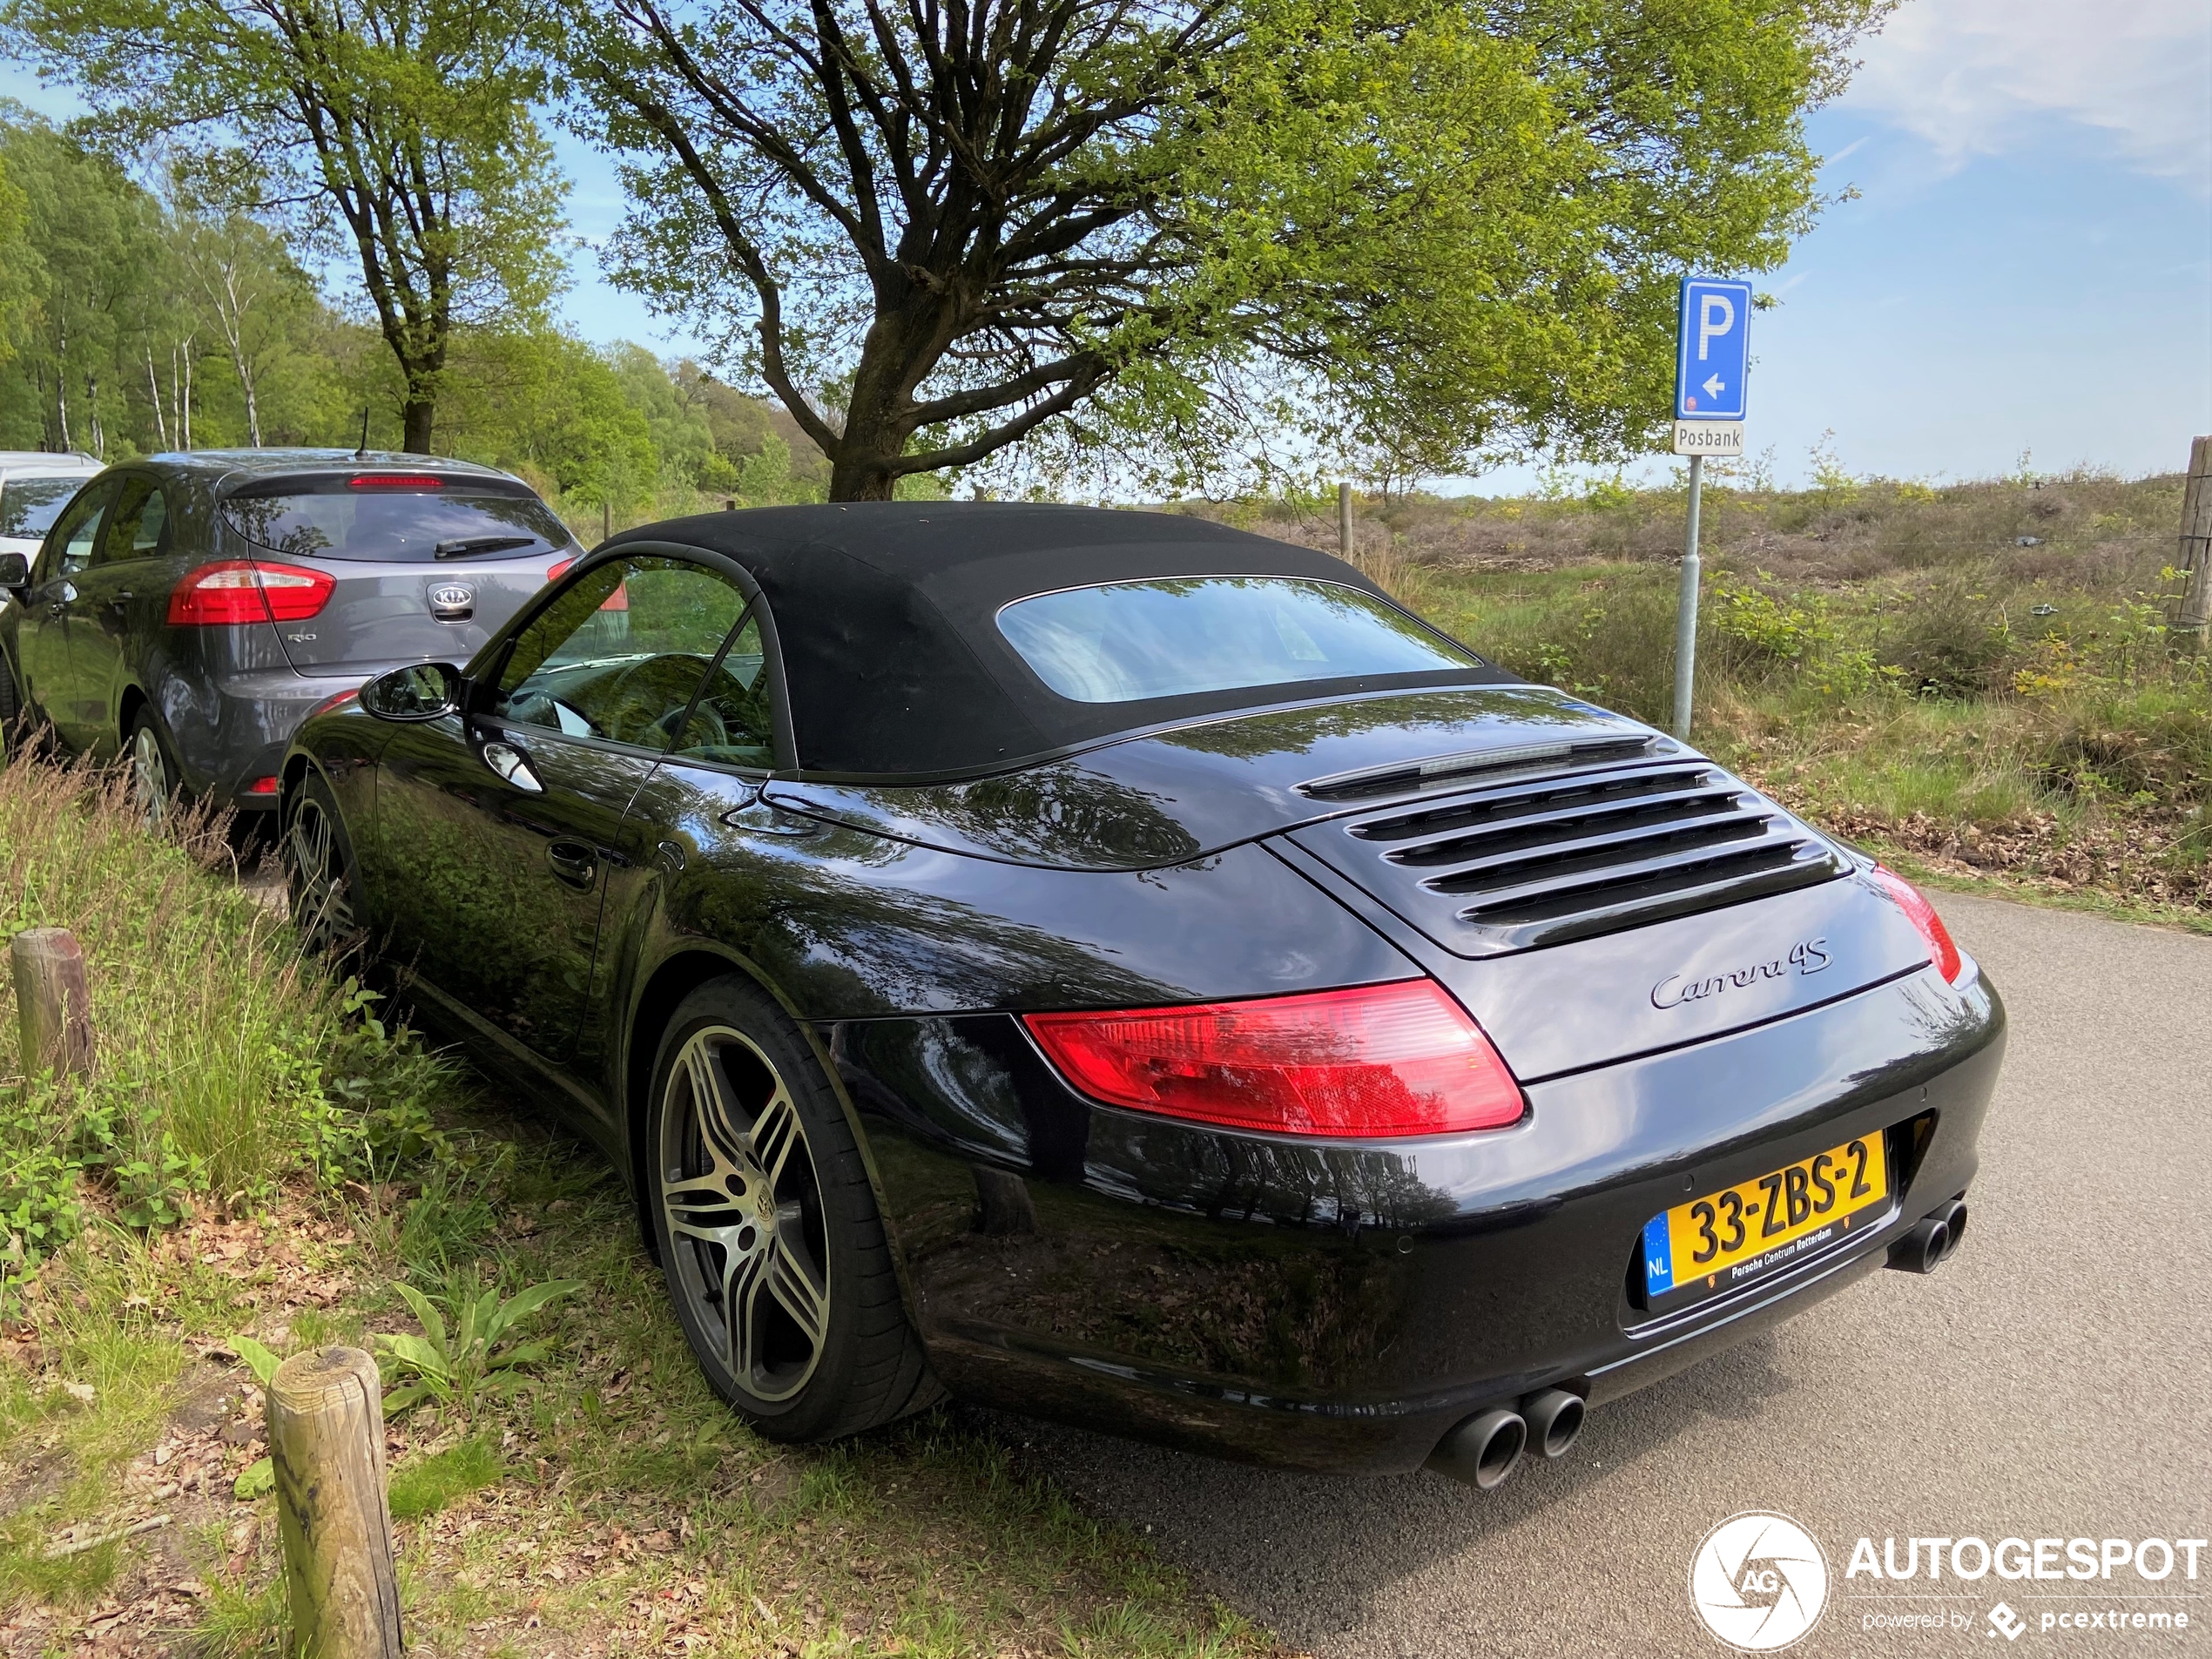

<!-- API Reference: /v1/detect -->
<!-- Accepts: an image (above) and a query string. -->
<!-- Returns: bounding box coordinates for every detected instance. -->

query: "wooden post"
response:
[2176,435,2212,650]
[266,1347,402,1659]
[1338,482,1354,561]
[600,500,611,544]
[10,927,94,1079]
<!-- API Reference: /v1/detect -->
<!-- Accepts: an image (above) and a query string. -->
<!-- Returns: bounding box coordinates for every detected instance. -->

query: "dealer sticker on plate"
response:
[1643,1133,1889,1302]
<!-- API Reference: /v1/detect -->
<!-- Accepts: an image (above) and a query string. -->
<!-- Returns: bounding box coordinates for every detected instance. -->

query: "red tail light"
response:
[1022,981,1525,1138]
[348,474,444,489]
[167,560,335,625]
[546,558,572,583]
[1869,866,1964,983]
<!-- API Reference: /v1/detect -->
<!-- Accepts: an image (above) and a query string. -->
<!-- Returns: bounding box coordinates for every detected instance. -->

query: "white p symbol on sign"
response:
[1698,293,1735,361]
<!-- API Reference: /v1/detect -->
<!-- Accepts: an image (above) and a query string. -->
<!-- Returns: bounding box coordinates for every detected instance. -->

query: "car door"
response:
[15,479,115,751]
[70,472,171,756]
[372,552,755,1080]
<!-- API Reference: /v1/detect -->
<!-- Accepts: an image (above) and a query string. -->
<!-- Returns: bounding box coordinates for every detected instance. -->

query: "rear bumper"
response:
[833,963,2003,1475]
[166,666,373,806]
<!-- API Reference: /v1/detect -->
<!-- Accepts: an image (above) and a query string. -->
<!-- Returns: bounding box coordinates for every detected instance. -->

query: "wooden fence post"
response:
[2177,435,2212,650]
[266,1347,403,1659]
[10,927,94,1079]
[1339,482,1354,562]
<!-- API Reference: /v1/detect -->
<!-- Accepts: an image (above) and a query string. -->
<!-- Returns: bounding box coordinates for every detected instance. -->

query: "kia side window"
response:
[670,611,777,769]
[44,484,112,578]
[97,478,168,565]
[494,556,751,752]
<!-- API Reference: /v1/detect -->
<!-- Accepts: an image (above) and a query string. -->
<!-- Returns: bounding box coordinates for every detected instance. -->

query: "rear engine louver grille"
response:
[1318,760,1850,955]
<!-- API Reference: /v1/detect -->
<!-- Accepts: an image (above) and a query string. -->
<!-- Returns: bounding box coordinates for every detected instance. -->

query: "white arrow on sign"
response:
[1702,373,1725,400]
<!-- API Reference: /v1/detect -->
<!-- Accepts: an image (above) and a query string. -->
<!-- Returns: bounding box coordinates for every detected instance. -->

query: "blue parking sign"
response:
[1675,277,1751,421]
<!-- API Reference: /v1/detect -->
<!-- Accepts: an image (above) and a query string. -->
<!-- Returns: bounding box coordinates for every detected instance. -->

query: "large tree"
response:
[3,0,566,453]
[563,0,1884,499]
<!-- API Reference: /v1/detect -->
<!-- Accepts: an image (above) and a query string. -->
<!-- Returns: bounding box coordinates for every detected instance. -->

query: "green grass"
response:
[0,753,1285,1657]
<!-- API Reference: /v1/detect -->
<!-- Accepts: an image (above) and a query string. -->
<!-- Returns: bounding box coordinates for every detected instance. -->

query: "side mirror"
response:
[360,662,465,722]
[0,553,29,590]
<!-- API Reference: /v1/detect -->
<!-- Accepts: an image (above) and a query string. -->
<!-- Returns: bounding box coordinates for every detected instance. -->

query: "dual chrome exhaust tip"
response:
[1887,1196,1968,1274]
[1426,1386,1586,1491]
[1432,1191,1973,1490]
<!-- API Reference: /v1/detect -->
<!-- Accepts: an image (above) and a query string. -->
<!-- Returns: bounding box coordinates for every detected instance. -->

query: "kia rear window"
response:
[221,489,572,563]
[0,476,94,539]
[995,576,1482,704]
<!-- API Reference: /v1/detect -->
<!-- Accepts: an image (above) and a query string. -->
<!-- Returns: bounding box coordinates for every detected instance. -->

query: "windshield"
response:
[996,576,1482,704]
[0,476,94,540]
[221,488,573,563]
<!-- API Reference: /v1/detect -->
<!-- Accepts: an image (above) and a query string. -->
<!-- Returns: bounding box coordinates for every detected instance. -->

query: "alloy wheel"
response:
[658,1025,832,1404]
[286,793,354,951]
[132,723,170,826]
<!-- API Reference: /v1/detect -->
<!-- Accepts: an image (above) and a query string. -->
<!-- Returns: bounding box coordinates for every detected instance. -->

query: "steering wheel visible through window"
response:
[493,556,767,758]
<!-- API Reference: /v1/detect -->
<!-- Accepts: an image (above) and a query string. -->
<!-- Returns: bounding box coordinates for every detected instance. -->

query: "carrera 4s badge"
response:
[1652,937,1830,1010]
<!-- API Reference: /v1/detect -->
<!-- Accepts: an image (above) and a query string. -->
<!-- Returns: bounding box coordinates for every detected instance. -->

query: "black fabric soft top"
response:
[605,502,1510,779]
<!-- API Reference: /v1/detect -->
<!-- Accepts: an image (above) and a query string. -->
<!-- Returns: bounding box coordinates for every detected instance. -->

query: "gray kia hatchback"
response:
[0,450,585,813]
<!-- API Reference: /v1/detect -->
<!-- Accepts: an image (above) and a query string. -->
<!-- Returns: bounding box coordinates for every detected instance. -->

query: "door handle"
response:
[547,837,597,889]
[108,591,133,611]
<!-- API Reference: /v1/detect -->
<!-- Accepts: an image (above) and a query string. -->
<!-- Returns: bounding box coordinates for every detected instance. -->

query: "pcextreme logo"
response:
[1689,1512,1831,1651]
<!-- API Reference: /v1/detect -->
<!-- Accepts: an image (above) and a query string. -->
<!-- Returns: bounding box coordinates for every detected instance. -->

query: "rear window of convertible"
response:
[221,489,570,563]
[995,576,1482,704]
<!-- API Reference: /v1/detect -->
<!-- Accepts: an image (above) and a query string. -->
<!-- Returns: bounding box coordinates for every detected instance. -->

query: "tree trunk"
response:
[401,396,435,456]
[826,401,909,501]
[827,453,901,501]
[146,347,168,450]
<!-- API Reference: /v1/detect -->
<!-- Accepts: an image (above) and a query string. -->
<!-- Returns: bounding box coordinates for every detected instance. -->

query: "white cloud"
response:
[1839,0,2212,189]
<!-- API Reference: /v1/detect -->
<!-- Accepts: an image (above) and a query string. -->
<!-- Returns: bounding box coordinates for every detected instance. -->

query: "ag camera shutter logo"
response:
[1689,1512,1831,1650]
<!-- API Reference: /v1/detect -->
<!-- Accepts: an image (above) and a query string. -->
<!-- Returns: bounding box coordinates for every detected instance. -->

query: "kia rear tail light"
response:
[167,560,336,625]
[1022,980,1526,1139]
[546,558,571,583]
[1869,866,1964,983]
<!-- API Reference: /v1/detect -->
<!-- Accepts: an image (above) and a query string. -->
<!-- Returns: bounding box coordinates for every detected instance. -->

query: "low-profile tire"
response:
[645,977,940,1443]
[127,708,183,826]
[282,771,361,956]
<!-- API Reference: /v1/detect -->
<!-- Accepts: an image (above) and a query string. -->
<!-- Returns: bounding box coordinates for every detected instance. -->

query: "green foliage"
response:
[3,0,567,448]
[566,0,1883,498]
[374,1271,583,1417]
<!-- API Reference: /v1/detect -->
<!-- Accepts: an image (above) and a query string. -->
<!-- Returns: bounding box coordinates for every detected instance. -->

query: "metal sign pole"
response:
[1668,273,1750,743]
[1673,453,1703,739]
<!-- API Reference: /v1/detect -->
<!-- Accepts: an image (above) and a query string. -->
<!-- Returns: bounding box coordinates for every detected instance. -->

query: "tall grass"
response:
[0,759,354,1257]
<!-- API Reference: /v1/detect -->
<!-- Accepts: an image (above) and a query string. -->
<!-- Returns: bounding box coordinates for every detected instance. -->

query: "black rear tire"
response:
[644,976,940,1442]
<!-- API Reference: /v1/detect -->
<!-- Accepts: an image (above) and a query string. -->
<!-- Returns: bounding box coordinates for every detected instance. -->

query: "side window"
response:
[98,477,168,565]
[44,482,113,578]
[671,612,777,768]
[494,556,752,753]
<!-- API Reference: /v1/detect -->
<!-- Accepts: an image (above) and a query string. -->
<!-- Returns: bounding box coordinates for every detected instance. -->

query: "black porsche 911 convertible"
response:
[281,503,2002,1487]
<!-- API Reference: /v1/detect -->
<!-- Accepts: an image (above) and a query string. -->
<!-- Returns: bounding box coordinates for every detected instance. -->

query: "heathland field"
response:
[1237,467,2208,927]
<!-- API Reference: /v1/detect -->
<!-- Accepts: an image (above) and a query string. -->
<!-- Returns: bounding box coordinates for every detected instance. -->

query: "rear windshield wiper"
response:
[435,535,540,560]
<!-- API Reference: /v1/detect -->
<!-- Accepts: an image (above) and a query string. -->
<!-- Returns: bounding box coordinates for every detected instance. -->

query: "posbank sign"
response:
[1691,1514,2209,1650]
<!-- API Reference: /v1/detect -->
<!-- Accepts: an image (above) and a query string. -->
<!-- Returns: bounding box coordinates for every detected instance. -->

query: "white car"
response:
[0,454,105,600]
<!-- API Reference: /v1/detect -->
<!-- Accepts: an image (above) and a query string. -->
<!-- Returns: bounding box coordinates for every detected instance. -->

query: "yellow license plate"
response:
[1642,1134,1889,1302]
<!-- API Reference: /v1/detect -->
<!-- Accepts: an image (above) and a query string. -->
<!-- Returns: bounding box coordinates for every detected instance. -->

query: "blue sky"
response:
[9,0,2210,490]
